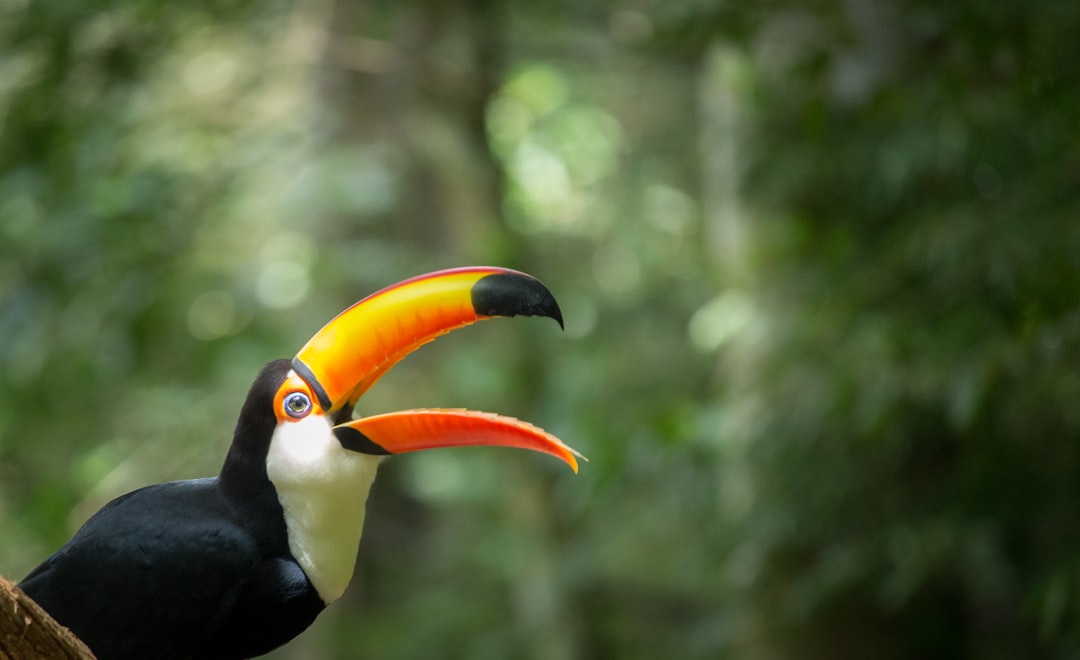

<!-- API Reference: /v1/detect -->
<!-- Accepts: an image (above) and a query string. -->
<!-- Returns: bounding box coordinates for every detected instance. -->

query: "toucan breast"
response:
[266,413,382,603]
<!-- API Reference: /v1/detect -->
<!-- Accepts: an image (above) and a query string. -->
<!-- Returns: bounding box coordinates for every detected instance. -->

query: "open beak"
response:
[292,267,581,472]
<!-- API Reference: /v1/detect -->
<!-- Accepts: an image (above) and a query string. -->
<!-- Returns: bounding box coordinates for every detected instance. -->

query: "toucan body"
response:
[19,267,579,660]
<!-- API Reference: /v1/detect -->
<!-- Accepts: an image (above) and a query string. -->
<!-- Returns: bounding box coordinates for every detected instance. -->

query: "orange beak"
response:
[292,267,581,472]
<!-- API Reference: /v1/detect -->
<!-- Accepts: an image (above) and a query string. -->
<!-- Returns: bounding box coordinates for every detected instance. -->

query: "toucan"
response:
[19,267,580,660]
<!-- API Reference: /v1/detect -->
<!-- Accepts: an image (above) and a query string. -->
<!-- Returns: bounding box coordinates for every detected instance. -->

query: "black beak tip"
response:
[551,305,566,330]
[472,272,564,329]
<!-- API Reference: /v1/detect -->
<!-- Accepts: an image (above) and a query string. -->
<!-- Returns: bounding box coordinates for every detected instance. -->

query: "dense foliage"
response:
[2,0,1078,658]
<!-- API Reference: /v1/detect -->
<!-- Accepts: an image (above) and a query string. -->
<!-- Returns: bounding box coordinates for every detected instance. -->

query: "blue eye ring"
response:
[283,392,311,418]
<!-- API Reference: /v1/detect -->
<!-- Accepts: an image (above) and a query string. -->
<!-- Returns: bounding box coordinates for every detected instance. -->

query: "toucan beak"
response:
[292,267,581,472]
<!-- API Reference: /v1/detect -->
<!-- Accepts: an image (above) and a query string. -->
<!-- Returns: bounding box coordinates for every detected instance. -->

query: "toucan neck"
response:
[218,359,294,547]
[219,399,277,501]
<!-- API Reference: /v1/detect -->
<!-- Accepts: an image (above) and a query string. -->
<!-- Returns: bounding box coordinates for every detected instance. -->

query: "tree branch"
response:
[0,574,95,660]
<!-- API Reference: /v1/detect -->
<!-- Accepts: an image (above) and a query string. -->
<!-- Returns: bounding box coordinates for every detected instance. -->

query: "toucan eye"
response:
[283,392,311,418]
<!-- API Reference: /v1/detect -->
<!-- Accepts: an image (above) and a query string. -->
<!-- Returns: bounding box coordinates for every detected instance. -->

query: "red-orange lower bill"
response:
[335,409,583,473]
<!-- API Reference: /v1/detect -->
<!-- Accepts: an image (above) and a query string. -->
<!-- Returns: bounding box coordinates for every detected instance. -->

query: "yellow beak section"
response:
[292,267,580,471]
[293,267,562,414]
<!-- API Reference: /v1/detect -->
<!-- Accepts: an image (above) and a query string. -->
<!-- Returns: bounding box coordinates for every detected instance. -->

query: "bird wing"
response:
[20,478,260,660]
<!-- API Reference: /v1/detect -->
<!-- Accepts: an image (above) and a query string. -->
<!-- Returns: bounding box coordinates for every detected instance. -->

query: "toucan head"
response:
[263,266,579,470]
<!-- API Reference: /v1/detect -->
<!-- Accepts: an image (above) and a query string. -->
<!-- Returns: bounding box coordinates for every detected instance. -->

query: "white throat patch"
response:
[266,413,382,603]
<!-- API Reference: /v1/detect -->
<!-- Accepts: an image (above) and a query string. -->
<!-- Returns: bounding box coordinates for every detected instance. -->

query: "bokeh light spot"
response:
[688,291,753,352]
[187,290,237,341]
[256,261,310,310]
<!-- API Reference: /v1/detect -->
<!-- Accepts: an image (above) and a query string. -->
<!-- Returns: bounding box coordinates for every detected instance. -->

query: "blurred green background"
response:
[2,0,1079,658]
